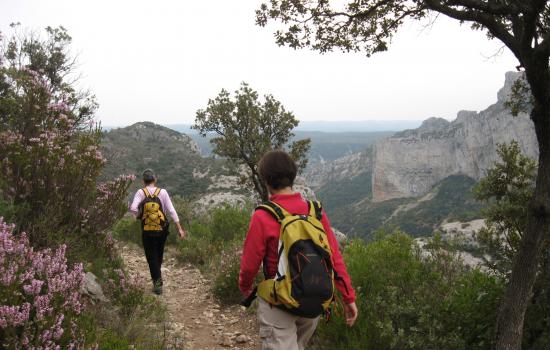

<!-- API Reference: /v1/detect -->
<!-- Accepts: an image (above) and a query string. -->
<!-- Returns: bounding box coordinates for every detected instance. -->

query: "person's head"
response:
[258,150,297,194]
[142,169,156,186]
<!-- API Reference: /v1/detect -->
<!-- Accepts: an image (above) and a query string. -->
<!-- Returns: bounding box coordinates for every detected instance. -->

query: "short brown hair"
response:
[258,150,297,190]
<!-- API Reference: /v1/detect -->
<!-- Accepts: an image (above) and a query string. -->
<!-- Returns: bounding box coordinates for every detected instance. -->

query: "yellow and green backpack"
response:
[256,200,335,318]
[139,188,167,233]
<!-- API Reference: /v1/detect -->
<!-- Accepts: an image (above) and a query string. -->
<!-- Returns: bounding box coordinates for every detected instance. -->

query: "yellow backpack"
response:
[256,200,335,318]
[139,188,167,233]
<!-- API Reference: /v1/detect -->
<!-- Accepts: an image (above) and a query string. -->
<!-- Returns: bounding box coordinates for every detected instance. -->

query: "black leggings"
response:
[142,231,168,284]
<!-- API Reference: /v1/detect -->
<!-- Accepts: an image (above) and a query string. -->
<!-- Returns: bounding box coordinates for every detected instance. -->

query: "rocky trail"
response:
[120,244,259,349]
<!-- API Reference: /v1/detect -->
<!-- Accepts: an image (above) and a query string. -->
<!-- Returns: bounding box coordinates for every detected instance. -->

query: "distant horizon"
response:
[101,119,426,133]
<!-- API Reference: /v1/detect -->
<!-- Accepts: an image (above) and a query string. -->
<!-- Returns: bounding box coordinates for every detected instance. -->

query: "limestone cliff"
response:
[372,72,538,202]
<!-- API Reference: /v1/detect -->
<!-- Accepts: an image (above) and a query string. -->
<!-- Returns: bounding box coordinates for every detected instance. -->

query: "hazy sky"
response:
[1,0,519,126]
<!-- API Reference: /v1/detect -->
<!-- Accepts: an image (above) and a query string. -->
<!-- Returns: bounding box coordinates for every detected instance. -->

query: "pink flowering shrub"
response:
[0,218,86,349]
[0,25,134,247]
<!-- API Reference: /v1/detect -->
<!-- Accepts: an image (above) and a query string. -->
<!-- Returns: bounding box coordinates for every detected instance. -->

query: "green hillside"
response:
[322,175,484,239]
[101,122,227,198]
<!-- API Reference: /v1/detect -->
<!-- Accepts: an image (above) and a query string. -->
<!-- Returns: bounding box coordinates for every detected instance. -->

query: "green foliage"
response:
[101,122,220,199]
[474,141,537,274]
[175,203,251,266]
[80,293,168,350]
[505,75,534,117]
[173,203,252,304]
[177,221,217,266]
[256,1,426,55]
[328,197,407,239]
[473,142,550,348]
[389,175,484,236]
[212,237,246,305]
[208,204,251,244]
[317,171,372,210]
[0,25,133,248]
[193,82,311,201]
[327,175,483,239]
[112,216,143,247]
[255,1,548,64]
[315,231,503,350]
[0,25,160,350]
[94,330,132,349]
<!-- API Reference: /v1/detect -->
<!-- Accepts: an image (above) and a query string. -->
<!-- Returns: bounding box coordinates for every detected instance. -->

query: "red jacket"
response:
[238,193,356,304]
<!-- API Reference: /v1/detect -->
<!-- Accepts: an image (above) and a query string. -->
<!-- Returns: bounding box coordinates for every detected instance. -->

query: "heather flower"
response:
[0,218,85,348]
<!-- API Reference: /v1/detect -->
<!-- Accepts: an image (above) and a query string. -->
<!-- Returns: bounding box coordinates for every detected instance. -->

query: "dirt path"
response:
[120,244,259,350]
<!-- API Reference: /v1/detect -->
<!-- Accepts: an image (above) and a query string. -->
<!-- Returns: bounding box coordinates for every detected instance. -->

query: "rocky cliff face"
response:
[372,72,538,202]
[305,148,373,188]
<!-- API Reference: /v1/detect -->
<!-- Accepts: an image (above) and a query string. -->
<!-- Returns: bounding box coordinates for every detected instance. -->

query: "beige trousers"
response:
[257,298,320,350]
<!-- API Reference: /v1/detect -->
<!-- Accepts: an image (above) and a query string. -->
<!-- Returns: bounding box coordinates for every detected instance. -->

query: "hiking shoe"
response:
[153,280,163,295]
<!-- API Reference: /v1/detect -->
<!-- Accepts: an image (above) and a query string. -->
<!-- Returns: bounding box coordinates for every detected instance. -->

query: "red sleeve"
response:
[321,211,356,304]
[238,212,266,296]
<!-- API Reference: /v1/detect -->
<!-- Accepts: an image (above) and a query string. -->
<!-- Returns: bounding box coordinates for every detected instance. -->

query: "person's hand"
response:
[178,227,186,239]
[344,302,358,327]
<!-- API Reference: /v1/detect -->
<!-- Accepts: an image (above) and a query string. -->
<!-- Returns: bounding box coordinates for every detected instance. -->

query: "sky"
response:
[0,0,519,127]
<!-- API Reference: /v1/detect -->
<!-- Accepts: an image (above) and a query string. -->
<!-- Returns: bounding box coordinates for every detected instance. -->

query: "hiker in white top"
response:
[129,169,186,294]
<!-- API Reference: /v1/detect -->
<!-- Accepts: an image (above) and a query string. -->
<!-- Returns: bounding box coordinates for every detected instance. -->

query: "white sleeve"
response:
[130,190,144,218]
[161,190,180,223]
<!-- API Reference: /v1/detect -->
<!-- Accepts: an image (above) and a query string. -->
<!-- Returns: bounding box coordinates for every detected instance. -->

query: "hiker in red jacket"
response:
[239,150,358,350]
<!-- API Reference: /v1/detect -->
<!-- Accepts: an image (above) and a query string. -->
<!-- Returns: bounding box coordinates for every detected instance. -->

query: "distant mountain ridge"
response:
[162,120,423,134]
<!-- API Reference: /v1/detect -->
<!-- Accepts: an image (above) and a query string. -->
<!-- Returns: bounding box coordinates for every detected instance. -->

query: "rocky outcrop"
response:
[81,272,108,302]
[372,72,538,202]
[305,148,373,188]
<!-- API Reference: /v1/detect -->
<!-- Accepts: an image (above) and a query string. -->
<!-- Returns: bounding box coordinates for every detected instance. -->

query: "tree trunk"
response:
[494,61,550,350]
[250,167,269,202]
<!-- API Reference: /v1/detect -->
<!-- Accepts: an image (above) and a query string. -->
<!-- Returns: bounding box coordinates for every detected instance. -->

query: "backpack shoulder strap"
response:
[152,188,162,198]
[255,201,289,223]
[308,200,323,221]
[142,187,151,198]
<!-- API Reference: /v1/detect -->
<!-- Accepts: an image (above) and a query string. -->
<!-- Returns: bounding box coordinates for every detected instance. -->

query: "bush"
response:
[177,221,216,266]
[174,203,252,304]
[314,230,503,350]
[0,219,86,349]
[112,217,143,247]
[212,238,245,305]
[0,25,166,350]
[0,25,133,249]
[176,203,251,266]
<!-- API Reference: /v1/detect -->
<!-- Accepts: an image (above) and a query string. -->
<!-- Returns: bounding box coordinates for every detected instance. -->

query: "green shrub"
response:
[209,204,251,243]
[96,330,131,350]
[315,231,503,350]
[177,221,216,266]
[173,203,252,303]
[176,203,250,267]
[212,238,244,305]
[112,216,143,247]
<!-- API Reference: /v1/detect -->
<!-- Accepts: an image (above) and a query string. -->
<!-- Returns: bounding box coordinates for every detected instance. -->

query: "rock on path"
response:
[120,244,259,349]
